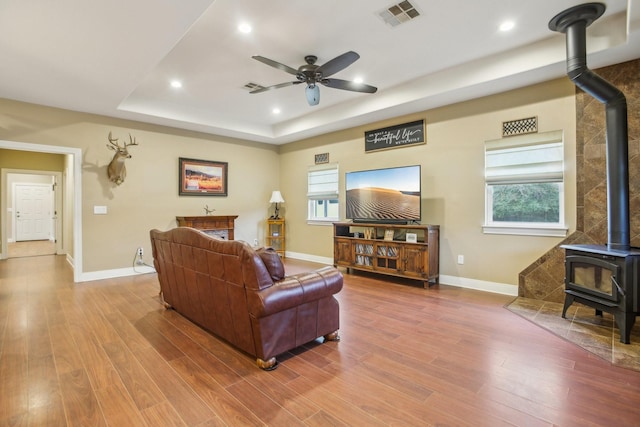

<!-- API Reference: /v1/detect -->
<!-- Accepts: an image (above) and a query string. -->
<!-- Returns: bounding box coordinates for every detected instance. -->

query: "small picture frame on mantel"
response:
[383,229,394,241]
[406,232,417,243]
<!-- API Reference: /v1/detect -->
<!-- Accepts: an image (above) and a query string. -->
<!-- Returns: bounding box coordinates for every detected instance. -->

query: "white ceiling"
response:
[1,0,638,145]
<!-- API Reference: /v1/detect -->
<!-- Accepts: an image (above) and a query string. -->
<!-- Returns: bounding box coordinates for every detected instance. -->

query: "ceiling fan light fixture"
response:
[251,52,377,105]
[306,84,320,106]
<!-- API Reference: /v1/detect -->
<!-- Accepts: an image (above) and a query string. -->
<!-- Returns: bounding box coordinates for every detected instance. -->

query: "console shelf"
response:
[333,222,439,288]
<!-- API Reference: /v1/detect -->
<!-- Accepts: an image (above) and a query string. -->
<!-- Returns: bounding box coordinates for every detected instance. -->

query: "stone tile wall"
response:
[519,58,640,301]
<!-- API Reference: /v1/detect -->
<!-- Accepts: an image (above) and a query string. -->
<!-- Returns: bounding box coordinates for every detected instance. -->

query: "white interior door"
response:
[15,183,52,241]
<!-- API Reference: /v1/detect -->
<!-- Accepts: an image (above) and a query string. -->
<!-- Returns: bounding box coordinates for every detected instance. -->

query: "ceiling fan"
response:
[250,51,377,106]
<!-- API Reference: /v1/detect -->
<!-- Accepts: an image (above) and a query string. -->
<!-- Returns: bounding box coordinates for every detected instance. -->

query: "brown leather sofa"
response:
[150,227,343,370]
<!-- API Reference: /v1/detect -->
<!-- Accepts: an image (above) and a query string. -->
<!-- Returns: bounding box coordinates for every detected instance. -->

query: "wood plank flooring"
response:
[1,254,640,426]
[6,240,56,258]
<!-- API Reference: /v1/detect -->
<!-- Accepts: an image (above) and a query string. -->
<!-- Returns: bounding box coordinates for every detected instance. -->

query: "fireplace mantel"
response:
[175,215,237,240]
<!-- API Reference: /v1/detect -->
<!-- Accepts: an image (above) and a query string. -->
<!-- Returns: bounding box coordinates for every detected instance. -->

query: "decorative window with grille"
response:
[483,130,568,237]
[307,164,339,223]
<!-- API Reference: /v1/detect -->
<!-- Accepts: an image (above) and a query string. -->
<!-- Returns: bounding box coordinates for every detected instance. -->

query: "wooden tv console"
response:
[333,222,439,288]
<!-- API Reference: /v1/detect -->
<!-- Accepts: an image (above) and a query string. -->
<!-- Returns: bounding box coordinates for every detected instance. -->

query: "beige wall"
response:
[0,76,577,288]
[280,78,577,288]
[0,149,65,170]
[0,98,280,272]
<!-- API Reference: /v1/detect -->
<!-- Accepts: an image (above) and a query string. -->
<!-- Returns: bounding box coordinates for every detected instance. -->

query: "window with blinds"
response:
[483,130,567,236]
[308,164,339,222]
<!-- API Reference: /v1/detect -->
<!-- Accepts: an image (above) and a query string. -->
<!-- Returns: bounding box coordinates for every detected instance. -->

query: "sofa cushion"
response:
[257,247,285,281]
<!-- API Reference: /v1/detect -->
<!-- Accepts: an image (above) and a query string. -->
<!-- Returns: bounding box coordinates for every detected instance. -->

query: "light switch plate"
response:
[94,205,107,214]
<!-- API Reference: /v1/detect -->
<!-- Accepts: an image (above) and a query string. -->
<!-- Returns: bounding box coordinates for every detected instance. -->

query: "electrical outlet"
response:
[137,247,143,257]
[253,238,258,246]
[457,254,464,265]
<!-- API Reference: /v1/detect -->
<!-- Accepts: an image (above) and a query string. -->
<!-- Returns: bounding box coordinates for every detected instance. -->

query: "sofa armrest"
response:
[248,266,343,318]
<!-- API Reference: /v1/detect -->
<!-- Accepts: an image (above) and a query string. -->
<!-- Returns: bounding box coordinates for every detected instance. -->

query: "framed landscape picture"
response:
[179,157,228,196]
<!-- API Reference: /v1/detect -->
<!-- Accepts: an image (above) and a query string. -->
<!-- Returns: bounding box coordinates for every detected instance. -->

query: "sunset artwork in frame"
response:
[179,157,228,196]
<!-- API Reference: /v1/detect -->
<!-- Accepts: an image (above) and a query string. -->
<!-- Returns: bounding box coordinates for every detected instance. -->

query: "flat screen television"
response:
[345,165,421,223]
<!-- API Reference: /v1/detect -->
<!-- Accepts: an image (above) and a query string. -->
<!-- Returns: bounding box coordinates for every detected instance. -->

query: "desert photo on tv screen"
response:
[345,166,421,221]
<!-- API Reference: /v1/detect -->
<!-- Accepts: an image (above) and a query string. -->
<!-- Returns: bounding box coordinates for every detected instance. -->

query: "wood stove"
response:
[562,244,640,343]
[550,3,639,342]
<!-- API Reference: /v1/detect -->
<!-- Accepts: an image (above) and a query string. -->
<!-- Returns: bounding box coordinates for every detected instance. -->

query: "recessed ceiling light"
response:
[170,80,182,88]
[272,107,281,114]
[499,20,515,32]
[353,77,364,84]
[238,22,252,33]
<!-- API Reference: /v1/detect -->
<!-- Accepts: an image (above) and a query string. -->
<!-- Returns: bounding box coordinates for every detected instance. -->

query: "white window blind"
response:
[483,129,567,237]
[485,130,563,184]
[307,164,339,200]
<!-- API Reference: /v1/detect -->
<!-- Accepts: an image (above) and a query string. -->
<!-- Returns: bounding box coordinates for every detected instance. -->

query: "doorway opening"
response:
[5,171,62,258]
[0,140,83,282]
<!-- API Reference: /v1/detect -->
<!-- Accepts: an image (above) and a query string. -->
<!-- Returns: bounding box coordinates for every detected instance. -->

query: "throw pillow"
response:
[257,247,285,281]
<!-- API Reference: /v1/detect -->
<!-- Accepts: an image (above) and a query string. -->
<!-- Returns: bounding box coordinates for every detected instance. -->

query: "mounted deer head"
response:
[106,131,138,185]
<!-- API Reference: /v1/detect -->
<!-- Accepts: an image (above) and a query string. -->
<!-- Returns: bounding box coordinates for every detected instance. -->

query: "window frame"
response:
[307,163,339,224]
[483,130,568,237]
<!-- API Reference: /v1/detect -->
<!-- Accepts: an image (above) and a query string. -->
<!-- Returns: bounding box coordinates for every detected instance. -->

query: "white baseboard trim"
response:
[72,251,517,296]
[439,274,518,296]
[76,251,323,283]
[285,251,333,265]
[79,265,156,282]
[287,252,517,296]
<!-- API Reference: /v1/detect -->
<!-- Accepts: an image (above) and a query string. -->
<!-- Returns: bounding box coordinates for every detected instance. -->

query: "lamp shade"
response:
[269,190,285,204]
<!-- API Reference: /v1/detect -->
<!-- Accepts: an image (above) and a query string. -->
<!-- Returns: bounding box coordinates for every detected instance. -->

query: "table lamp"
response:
[269,191,285,219]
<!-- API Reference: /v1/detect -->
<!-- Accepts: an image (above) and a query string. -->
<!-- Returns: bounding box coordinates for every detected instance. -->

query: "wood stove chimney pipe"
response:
[549,3,630,251]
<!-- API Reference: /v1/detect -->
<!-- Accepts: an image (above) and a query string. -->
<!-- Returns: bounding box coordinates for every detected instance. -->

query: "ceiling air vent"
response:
[243,82,265,92]
[378,0,421,27]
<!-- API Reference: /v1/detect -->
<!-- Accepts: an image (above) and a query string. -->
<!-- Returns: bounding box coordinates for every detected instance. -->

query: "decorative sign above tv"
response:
[364,119,425,152]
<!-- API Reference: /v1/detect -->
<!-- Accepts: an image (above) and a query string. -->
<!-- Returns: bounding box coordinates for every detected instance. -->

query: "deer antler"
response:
[106,131,121,151]
[125,134,139,147]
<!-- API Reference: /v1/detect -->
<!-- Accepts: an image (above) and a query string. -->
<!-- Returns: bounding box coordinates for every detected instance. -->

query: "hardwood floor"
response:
[1,255,640,426]
[6,240,56,258]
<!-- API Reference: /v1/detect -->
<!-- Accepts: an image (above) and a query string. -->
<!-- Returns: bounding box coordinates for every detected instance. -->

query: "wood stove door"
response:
[565,255,620,303]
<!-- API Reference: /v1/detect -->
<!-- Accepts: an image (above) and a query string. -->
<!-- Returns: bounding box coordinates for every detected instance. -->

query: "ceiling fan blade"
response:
[252,56,299,76]
[249,81,301,94]
[321,78,377,93]
[316,51,360,77]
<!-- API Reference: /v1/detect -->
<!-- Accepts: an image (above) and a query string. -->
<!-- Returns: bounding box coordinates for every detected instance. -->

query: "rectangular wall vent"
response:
[502,116,538,137]
[315,153,329,164]
[378,1,421,27]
